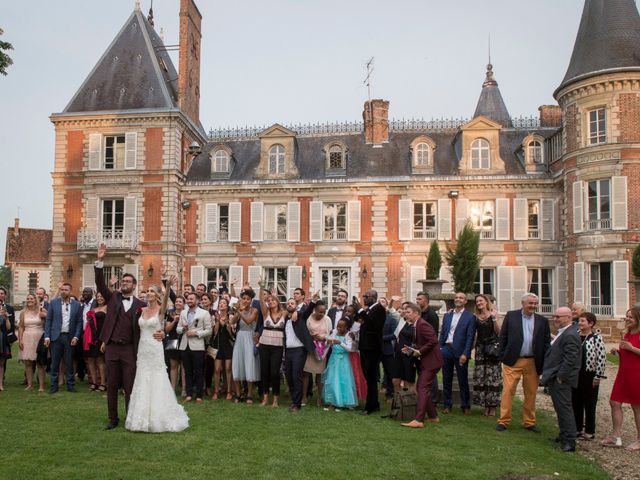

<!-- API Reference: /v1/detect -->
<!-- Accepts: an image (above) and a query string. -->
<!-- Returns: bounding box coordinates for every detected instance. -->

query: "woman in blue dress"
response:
[323,319,358,411]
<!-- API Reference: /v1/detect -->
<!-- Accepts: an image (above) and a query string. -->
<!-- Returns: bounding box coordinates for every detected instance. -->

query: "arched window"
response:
[471,138,490,169]
[527,140,543,164]
[212,150,229,173]
[414,143,431,166]
[328,144,345,170]
[269,144,285,174]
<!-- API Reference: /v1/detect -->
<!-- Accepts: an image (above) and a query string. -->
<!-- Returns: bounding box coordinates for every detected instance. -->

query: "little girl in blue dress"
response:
[322,320,358,410]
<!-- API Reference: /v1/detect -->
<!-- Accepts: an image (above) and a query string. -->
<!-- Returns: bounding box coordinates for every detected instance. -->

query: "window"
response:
[589,108,606,145]
[324,202,347,240]
[328,145,345,170]
[413,202,437,239]
[264,204,287,240]
[212,150,229,173]
[528,268,553,314]
[218,204,229,241]
[587,179,611,230]
[102,199,124,235]
[102,266,123,291]
[264,267,288,304]
[104,135,125,169]
[414,143,431,166]
[470,200,494,239]
[207,267,229,292]
[473,268,494,296]
[528,141,543,164]
[528,200,540,239]
[269,144,285,174]
[320,268,350,305]
[471,138,490,169]
[589,263,612,316]
[28,272,38,292]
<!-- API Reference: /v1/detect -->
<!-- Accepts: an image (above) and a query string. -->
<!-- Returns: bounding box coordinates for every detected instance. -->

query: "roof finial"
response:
[488,33,491,65]
[483,34,498,88]
[135,0,141,11]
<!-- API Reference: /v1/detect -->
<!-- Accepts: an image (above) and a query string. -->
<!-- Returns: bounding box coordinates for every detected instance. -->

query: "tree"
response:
[0,265,11,292]
[445,221,482,293]
[426,240,442,280]
[0,28,14,76]
[632,243,640,279]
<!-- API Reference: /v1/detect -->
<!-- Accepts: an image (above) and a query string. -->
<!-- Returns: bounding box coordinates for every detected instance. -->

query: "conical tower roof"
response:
[556,0,640,96]
[473,63,513,128]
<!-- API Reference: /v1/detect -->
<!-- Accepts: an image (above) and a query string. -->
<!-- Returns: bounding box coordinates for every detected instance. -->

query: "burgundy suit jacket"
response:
[415,317,443,371]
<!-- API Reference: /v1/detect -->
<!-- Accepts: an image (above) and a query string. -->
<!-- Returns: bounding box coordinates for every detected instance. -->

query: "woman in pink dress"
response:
[18,293,46,392]
[602,306,640,451]
[303,297,332,407]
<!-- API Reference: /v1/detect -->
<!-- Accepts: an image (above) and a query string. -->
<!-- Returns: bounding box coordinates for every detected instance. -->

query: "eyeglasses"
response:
[551,314,569,319]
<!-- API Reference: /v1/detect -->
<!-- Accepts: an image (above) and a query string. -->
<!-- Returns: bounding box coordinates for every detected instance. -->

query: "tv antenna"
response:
[363,57,374,101]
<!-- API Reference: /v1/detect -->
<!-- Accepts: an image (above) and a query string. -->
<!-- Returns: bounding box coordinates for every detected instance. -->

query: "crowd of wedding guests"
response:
[1,281,639,451]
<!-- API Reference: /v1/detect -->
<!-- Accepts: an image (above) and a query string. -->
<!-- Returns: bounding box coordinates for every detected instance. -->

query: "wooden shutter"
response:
[190,265,205,286]
[123,264,140,295]
[347,200,361,241]
[611,176,628,230]
[398,199,412,240]
[613,260,629,317]
[309,201,323,242]
[85,196,99,232]
[437,198,452,240]
[205,203,218,242]
[573,181,583,233]
[124,132,137,169]
[440,265,453,293]
[250,201,264,242]
[287,201,300,242]
[495,198,510,240]
[247,266,262,291]
[287,266,303,299]
[512,266,527,309]
[496,266,512,314]
[455,198,469,237]
[540,198,555,240]
[228,265,243,289]
[555,266,567,310]
[228,202,241,242]
[82,264,95,290]
[573,261,584,305]
[88,133,102,170]
[513,198,528,240]
[409,266,426,302]
[123,197,137,235]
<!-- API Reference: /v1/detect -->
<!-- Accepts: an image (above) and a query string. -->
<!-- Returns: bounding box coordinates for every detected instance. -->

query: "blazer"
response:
[44,298,83,342]
[415,318,444,371]
[357,303,386,353]
[327,306,347,329]
[540,325,582,388]
[283,310,315,353]
[381,311,398,356]
[439,309,476,358]
[499,309,551,375]
[177,307,213,351]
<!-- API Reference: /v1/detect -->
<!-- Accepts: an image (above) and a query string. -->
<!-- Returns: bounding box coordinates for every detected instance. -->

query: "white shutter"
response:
[228,202,242,242]
[398,199,412,240]
[250,201,264,242]
[573,261,585,305]
[573,181,583,233]
[611,176,628,230]
[541,198,555,241]
[228,265,243,289]
[455,198,469,237]
[556,266,567,310]
[512,266,527,310]
[190,265,205,286]
[247,266,262,291]
[347,200,361,241]
[287,266,303,299]
[85,196,99,232]
[287,201,300,242]
[613,260,629,317]
[124,132,137,169]
[205,203,218,242]
[82,264,95,290]
[437,199,452,240]
[410,266,426,302]
[440,265,453,293]
[88,133,102,170]
[123,196,137,235]
[310,201,323,242]
[497,266,512,314]
[123,264,139,295]
[495,198,510,240]
[513,198,528,240]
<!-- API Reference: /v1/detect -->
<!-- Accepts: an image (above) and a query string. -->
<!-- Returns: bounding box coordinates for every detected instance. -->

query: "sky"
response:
[0,0,609,261]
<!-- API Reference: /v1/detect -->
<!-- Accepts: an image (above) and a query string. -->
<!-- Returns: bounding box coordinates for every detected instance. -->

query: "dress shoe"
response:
[427,417,441,424]
[526,425,541,433]
[49,388,59,395]
[401,420,424,428]
[67,387,78,393]
[184,396,192,403]
[196,398,203,404]
[561,443,576,452]
[495,424,507,432]
[104,420,119,430]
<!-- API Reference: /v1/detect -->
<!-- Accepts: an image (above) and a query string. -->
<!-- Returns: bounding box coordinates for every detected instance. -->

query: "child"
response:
[344,305,367,401]
[322,319,358,411]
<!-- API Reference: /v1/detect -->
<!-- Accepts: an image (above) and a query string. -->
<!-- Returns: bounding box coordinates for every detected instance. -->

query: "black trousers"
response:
[204,354,214,390]
[361,350,381,412]
[381,353,395,398]
[260,344,283,396]
[572,370,599,435]
[182,347,204,399]
[285,347,306,408]
[550,379,577,447]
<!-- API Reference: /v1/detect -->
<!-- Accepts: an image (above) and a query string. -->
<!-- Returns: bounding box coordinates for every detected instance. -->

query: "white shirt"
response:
[285,316,304,348]
[122,296,133,313]
[446,309,464,344]
[552,323,571,345]
[333,306,345,324]
[61,301,71,333]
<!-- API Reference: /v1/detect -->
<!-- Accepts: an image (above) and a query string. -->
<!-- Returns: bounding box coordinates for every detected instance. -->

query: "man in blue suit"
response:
[44,283,83,393]
[439,291,476,414]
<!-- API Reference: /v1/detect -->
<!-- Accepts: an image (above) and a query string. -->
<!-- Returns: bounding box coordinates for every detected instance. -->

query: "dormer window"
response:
[527,140,543,164]
[269,144,285,174]
[212,150,229,173]
[410,136,435,173]
[329,145,345,169]
[471,138,490,169]
[324,141,348,176]
[414,143,431,166]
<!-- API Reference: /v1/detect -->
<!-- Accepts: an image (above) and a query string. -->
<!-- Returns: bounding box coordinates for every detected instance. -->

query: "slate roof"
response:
[473,64,513,128]
[63,8,179,113]
[557,0,640,95]
[5,228,52,265]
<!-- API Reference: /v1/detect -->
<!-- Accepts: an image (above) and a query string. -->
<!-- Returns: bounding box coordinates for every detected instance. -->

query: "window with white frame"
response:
[207,267,229,293]
[320,268,350,305]
[269,144,285,174]
[473,268,494,296]
[589,262,612,316]
[324,202,347,240]
[528,200,540,239]
[414,143,431,166]
[264,204,287,241]
[588,108,606,145]
[102,199,125,235]
[413,202,437,239]
[28,272,38,292]
[527,140,543,164]
[471,138,490,169]
[212,150,229,173]
[104,135,126,169]
[218,204,229,241]
[528,268,553,313]
[264,267,288,303]
[470,200,495,239]
[587,179,611,230]
[328,144,345,170]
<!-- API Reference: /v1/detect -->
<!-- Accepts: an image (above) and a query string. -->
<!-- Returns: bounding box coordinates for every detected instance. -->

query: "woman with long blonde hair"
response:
[472,294,502,416]
[18,293,46,392]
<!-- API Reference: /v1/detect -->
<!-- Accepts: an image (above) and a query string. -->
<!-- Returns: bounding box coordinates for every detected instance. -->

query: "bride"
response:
[125,276,189,433]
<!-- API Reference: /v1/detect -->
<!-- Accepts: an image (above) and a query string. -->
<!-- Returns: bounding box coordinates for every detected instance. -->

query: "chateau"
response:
[48,0,640,338]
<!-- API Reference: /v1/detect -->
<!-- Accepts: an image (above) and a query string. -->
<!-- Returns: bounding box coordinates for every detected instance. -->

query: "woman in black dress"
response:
[164,296,185,392]
[85,291,107,392]
[392,302,417,392]
[472,294,502,416]
[212,297,235,400]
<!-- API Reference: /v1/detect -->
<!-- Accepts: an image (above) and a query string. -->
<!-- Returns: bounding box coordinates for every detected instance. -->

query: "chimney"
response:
[539,105,562,128]
[178,0,202,126]
[13,218,19,237]
[363,99,389,146]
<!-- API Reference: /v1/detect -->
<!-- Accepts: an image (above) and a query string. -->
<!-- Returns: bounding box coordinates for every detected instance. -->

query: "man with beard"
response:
[283,298,314,413]
[328,289,349,330]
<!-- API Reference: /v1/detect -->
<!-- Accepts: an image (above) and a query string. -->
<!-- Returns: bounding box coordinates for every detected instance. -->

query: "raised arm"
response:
[94,243,113,302]
[159,275,176,320]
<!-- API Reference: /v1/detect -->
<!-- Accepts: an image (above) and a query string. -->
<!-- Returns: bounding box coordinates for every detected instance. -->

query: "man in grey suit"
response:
[541,306,582,452]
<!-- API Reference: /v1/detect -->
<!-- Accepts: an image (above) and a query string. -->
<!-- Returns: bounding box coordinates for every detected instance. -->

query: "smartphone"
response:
[352,296,358,304]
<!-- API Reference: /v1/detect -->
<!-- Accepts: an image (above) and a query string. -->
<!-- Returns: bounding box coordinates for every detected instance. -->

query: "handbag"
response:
[389,389,418,421]
[482,338,501,359]
[164,338,179,351]
[207,346,218,359]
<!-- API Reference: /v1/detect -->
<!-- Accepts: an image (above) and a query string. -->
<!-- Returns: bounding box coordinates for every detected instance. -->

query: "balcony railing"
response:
[538,303,554,315]
[587,304,613,317]
[480,229,495,240]
[217,230,229,241]
[264,227,287,241]
[413,229,437,240]
[528,229,540,239]
[77,229,139,250]
[586,218,611,231]
[324,230,347,240]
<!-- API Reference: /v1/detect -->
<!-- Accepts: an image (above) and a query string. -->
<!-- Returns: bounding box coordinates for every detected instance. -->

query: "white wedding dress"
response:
[125,314,189,433]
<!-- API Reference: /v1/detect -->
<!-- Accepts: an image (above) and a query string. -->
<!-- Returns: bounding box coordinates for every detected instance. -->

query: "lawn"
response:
[2,351,609,480]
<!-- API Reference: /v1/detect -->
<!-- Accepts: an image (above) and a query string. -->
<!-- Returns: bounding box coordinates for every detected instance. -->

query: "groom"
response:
[95,244,163,430]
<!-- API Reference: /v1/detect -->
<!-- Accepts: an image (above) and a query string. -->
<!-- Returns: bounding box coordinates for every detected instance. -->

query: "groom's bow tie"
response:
[122,296,132,301]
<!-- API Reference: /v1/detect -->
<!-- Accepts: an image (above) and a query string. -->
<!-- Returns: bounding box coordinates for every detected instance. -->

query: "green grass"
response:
[2,348,609,480]
[606,352,620,365]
